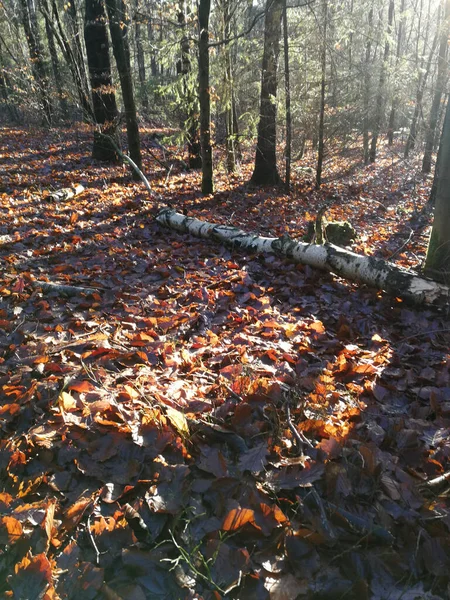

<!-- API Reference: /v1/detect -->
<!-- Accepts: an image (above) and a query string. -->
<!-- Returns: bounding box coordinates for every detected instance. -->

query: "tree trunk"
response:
[404,1,435,158]
[387,0,405,145]
[220,0,236,173]
[422,0,449,174]
[39,0,93,120]
[250,0,283,186]
[0,51,20,123]
[147,16,158,77]
[106,0,143,175]
[67,0,91,108]
[425,96,450,281]
[198,0,214,194]
[44,13,68,120]
[156,208,450,306]
[363,7,373,165]
[283,0,291,193]
[84,0,119,161]
[369,0,394,163]
[178,2,201,169]
[316,0,327,188]
[134,0,148,113]
[19,0,52,125]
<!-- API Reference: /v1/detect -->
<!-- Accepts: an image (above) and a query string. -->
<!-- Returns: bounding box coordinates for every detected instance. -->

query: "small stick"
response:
[284,401,314,452]
[87,513,100,565]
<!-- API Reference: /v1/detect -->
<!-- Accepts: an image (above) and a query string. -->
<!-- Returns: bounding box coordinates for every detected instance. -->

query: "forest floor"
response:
[0,125,449,600]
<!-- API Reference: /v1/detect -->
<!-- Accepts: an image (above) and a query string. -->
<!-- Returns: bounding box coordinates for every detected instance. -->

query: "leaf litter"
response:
[0,125,449,599]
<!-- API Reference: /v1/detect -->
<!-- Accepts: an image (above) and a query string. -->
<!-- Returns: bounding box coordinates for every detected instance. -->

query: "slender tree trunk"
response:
[251,0,283,186]
[106,0,142,175]
[283,0,291,193]
[67,0,90,103]
[218,0,239,173]
[19,0,52,125]
[369,0,394,162]
[363,7,373,164]
[44,15,68,119]
[404,32,438,157]
[40,0,93,120]
[422,0,449,173]
[84,0,119,161]
[198,0,214,194]
[0,52,20,123]
[316,0,327,188]
[178,2,201,169]
[147,16,158,77]
[388,0,405,145]
[134,0,148,113]
[425,96,450,281]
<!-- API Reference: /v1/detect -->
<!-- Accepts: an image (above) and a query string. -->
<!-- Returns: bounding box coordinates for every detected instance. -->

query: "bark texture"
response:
[425,97,450,281]
[106,0,142,174]
[20,0,52,125]
[156,209,450,306]
[316,0,327,187]
[84,0,119,161]
[422,0,449,174]
[251,0,283,185]
[178,3,201,169]
[283,0,291,192]
[198,0,214,194]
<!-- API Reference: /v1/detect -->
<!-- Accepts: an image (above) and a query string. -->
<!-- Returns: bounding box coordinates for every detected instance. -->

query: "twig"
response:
[284,400,314,452]
[421,471,450,488]
[310,487,337,541]
[87,513,101,565]
[387,227,414,260]
[97,131,162,200]
[164,164,174,187]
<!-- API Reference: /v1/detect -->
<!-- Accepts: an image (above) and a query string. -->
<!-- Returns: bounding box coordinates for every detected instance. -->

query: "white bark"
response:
[156,208,450,307]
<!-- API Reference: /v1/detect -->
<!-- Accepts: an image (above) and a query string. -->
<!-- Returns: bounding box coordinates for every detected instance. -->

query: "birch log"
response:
[156,208,450,307]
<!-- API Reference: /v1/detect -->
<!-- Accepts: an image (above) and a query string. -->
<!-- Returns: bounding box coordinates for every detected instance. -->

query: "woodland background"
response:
[0,0,450,599]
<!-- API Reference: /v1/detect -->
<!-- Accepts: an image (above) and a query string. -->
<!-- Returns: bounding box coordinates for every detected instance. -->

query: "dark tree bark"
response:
[369,0,394,163]
[283,0,291,192]
[19,0,52,125]
[250,0,283,186]
[425,96,450,281]
[316,0,327,188]
[422,0,449,173]
[178,2,201,169]
[84,0,119,161]
[106,0,142,175]
[44,13,68,119]
[198,0,214,194]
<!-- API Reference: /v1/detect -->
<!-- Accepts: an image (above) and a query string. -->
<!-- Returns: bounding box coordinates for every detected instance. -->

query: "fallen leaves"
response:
[0,126,449,598]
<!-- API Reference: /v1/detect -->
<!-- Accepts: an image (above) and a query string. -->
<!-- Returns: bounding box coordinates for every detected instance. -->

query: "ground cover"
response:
[0,125,449,599]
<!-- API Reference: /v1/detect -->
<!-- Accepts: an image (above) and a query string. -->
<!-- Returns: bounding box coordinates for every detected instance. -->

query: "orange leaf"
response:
[0,516,23,544]
[68,380,96,393]
[223,507,257,531]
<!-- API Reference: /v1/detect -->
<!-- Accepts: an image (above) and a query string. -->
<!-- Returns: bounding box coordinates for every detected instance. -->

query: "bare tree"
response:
[198,0,213,193]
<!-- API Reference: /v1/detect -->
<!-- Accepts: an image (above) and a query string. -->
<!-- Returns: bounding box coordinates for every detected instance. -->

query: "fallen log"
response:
[155,208,450,307]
